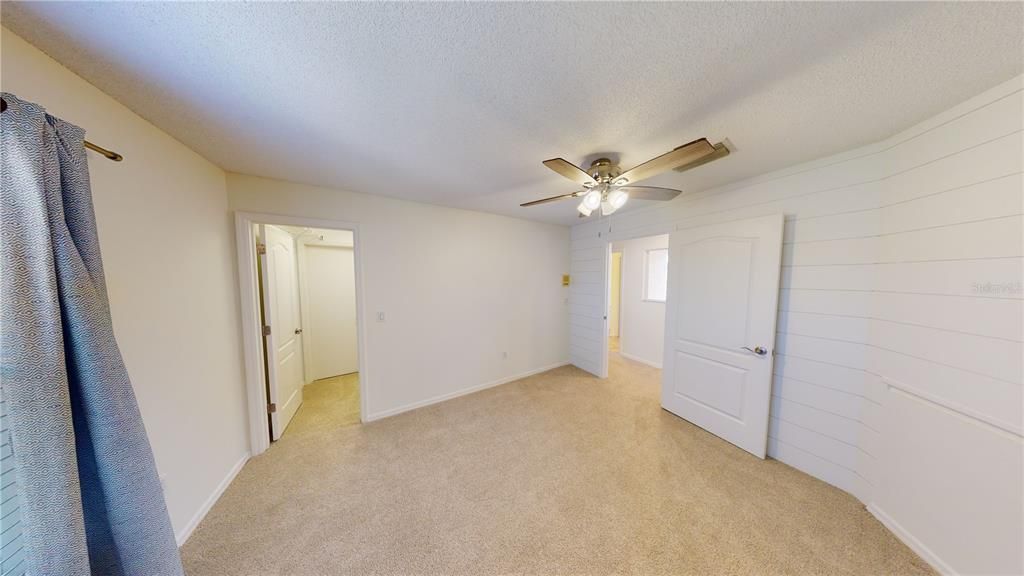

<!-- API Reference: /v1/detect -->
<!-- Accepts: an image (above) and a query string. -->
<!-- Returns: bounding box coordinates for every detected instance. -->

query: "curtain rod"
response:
[0,96,123,162]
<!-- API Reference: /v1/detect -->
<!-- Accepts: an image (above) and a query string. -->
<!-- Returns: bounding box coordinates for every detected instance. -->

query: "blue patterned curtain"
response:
[0,93,183,576]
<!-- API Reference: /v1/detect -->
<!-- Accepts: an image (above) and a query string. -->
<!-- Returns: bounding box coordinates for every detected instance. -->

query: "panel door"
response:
[661,214,784,457]
[261,224,304,439]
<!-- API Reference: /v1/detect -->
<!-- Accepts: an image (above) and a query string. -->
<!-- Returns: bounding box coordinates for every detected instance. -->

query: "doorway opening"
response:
[236,213,367,456]
[608,249,622,353]
[607,234,669,369]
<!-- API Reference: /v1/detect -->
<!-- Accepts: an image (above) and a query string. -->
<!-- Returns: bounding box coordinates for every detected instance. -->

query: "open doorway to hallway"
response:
[255,224,362,440]
[607,234,668,369]
[237,213,367,455]
[608,249,622,353]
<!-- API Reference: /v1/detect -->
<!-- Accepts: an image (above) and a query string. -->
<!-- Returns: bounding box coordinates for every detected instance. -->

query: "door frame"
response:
[601,233,668,377]
[594,218,782,390]
[608,250,623,341]
[235,211,369,456]
[599,241,611,378]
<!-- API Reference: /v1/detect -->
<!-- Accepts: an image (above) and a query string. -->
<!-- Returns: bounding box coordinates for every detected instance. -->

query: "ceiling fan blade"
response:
[617,138,715,185]
[673,141,730,173]
[542,158,597,186]
[619,186,683,201]
[520,190,586,207]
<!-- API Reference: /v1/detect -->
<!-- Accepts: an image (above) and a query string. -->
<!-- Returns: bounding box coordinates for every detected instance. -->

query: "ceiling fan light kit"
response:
[524,138,731,217]
[607,188,628,210]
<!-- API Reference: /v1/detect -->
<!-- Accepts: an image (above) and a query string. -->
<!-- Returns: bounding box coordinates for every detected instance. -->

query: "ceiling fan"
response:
[523,138,730,217]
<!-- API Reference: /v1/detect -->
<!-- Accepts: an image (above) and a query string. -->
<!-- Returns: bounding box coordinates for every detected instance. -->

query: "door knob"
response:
[742,346,768,356]
[294,328,303,335]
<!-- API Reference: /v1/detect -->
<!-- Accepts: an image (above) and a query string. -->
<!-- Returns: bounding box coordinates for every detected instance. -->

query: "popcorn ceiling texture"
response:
[1,3,1021,225]
[179,355,934,575]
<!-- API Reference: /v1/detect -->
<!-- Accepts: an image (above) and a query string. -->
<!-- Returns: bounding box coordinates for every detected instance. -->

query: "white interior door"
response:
[261,224,304,440]
[306,245,358,379]
[661,214,784,458]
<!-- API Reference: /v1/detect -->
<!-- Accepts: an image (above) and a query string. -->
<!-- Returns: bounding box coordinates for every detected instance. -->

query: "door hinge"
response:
[263,325,271,336]
[267,402,277,414]
[256,242,267,255]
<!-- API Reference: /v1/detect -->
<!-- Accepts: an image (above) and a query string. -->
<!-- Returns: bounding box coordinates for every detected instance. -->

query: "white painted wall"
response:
[285,226,354,248]
[288,226,357,383]
[618,235,669,368]
[3,26,570,547]
[304,244,359,380]
[0,28,249,544]
[228,174,571,420]
[569,76,1023,574]
[8,17,1019,572]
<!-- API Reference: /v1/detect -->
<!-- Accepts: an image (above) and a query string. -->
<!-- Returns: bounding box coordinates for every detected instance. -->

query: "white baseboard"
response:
[867,503,954,575]
[175,452,250,546]
[618,351,662,369]
[364,361,570,422]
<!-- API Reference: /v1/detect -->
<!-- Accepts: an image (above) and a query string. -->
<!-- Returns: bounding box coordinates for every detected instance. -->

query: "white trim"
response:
[234,211,370,457]
[235,216,269,455]
[883,376,1022,438]
[364,361,569,422]
[175,452,249,546]
[618,351,662,370]
[599,242,611,378]
[867,503,955,575]
[295,237,314,386]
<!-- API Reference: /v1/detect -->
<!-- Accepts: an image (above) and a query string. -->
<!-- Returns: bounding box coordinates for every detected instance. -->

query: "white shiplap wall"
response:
[569,76,1022,574]
[569,242,609,378]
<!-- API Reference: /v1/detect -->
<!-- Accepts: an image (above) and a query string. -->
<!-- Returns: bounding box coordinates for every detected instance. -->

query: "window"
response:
[644,248,668,302]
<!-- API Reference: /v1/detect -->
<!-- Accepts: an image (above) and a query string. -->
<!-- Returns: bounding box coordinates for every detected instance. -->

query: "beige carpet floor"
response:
[285,373,362,436]
[181,355,933,575]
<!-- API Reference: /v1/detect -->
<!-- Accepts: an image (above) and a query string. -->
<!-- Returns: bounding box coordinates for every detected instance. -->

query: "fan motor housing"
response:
[588,158,622,182]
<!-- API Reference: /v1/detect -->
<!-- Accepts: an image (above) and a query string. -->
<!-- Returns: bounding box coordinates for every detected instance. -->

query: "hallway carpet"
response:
[180,355,932,575]
[286,372,361,437]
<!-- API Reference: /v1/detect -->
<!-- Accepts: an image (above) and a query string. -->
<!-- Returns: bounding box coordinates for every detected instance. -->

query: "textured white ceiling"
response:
[3,2,1021,225]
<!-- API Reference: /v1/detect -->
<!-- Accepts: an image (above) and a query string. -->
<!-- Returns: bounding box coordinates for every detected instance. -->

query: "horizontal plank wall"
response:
[569,238,608,377]
[569,76,1022,574]
[866,78,1022,574]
